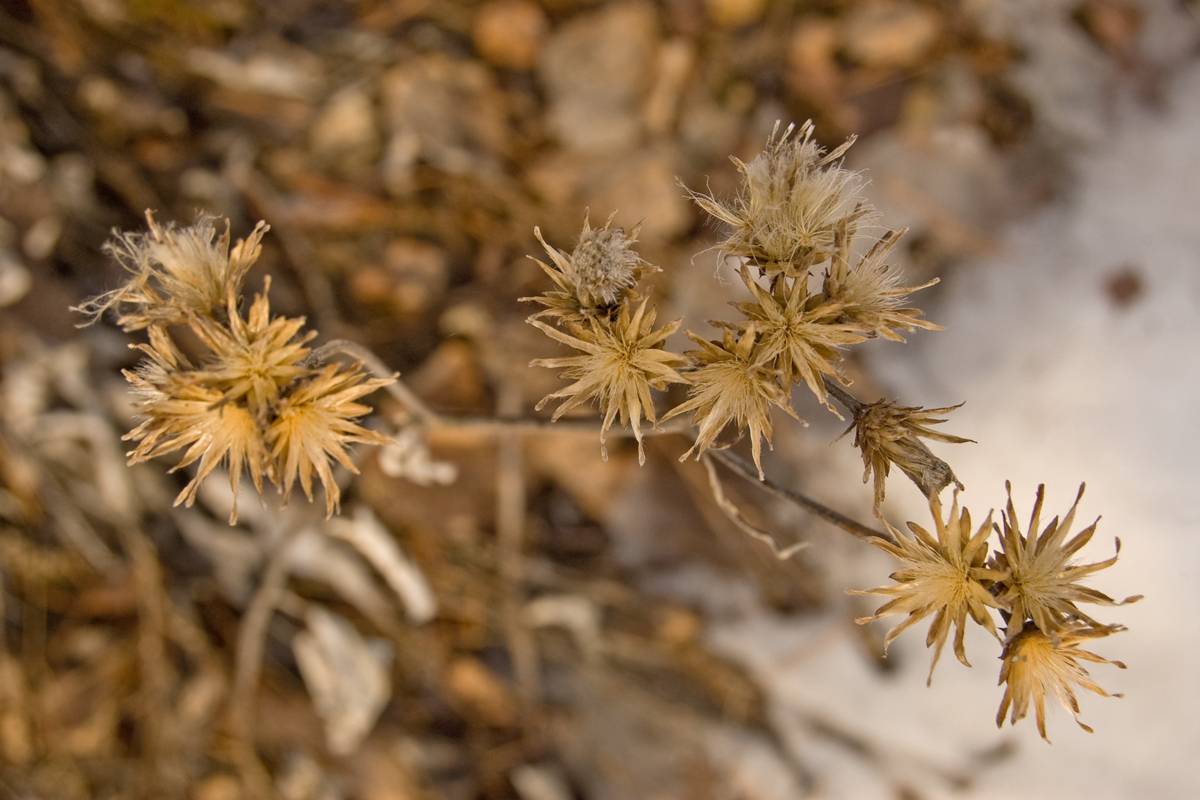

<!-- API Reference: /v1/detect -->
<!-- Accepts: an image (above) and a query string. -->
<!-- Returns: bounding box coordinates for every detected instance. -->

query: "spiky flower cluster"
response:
[523,213,687,464]
[524,122,1139,740]
[675,121,941,475]
[853,484,1140,740]
[77,212,392,522]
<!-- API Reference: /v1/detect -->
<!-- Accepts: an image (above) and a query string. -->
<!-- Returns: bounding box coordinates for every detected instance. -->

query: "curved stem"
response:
[823,376,864,417]
[710,449,896,546]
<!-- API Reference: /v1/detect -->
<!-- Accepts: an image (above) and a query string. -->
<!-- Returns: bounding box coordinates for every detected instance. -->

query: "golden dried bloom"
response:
[850,493,1005,685]
[522,213,658,321]
[76,211,267,330]
[846,400,971,518]
[663,327,797,479]
[187,279,315,417]
[123,360,270,524]
[530,297,687,464]
[991,483,1141,636]
[997,621,1126,741]
[823,227,942,342]
[687,120,874,277]
[729,265,866,405]
[267,364,393,518]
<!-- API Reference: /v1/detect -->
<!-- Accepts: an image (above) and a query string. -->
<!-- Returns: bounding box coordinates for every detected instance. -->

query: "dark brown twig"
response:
[710,449,896,546]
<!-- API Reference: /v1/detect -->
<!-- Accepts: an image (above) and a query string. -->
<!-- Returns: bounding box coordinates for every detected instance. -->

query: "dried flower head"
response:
[663,327,797,479]
[727,265,866,405]
[688,120,874,277]
[991,483,1141,636]
[850,493,1005,685]
[76,211,267,330]
[268,364,393,518]
[523,213,657,321]
[79,213,394,523]
[187,279,315,416]
[997,621,1126,741]
[530,297,687,464]
[823,227,942,342]
[123,355,271,521]
[845,400,971,517]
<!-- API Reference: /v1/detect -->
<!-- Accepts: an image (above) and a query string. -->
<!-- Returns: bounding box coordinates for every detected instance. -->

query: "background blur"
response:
[1,1,1197,798]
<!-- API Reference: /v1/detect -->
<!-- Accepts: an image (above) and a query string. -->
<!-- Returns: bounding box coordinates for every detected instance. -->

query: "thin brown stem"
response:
[823,376,864,417]
[229,524,304,800]
[710,449,896,546]
[701,454,808,559]
[308,338,693,437]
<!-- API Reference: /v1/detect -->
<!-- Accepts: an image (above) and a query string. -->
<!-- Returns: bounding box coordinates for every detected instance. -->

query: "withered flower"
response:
[81,213,394,523]
[687,120,874,277]
[729,265,865,405]
[187,279,315,415]
[268,364,394,518]
[823,228,941,342]
[997,621,1126,741]
[991,483,1141,636]
[846,400,971,518]
[663,327,797,479]
[523,213,657,321]
[76,211,267,330]
[850,493,1005,684]
[123,361,270,523]
[530,297,687,464]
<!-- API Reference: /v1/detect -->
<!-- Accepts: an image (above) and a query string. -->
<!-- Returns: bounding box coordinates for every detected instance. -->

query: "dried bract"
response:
[991,483,1141,636]
[687,120,873,277]
[530,297,686,464]
[847,400,970,517]
[523,213,657,321]
[268,364,393,518]
[850,493,1005,685]
[76,211,267,330]
[997,621,1126,741]
[823,227,942,342]
[663,328,797,478]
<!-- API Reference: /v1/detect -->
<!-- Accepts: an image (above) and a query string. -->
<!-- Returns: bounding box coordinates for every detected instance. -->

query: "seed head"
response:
[523,212,657,321]
[663,327,798,479]
[687,120,874,277]
[991,483,1141,637]
[845,399,970,517]
[76,211,267,331]
[530,296,687,464]
[850,492,1005,685]
[823,227,942,342]
[727,265,866,405]
[997,621,1126,741]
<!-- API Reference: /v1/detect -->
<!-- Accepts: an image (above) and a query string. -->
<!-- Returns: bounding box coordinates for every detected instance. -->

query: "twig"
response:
[823,377,864,417]
[710,450,896,546]
[308,338,693,437]
[229,524,304,800]
[495,381,541,710]
[701,454,808,560]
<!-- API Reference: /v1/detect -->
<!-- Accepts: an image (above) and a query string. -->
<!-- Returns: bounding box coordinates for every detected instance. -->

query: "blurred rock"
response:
[704,0,767,28]
[787,18,842,102]
[525,146,690,244]
[539,2,658,152]
[473,0,549,70]
[348,238,449,317]
[380,55,508,192]
[310,84,381,175]
[842,1,942,69]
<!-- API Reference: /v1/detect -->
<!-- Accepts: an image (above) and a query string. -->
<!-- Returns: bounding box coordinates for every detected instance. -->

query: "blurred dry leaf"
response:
[294,606,394,756]
[330,507,439,624]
